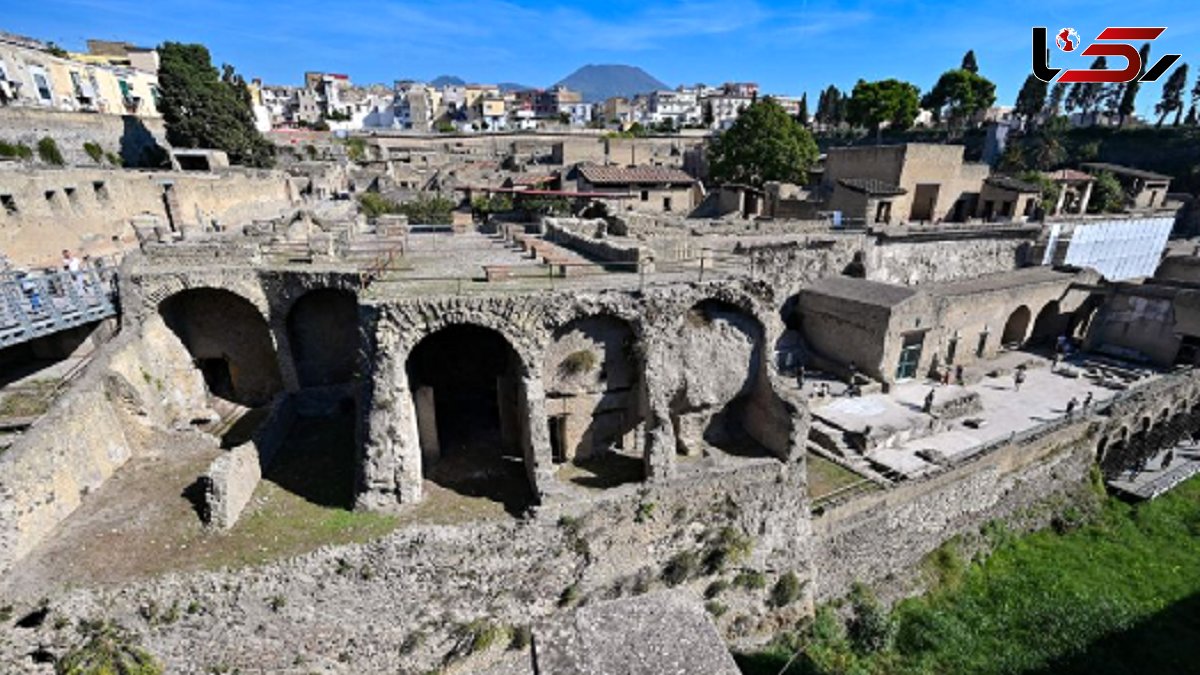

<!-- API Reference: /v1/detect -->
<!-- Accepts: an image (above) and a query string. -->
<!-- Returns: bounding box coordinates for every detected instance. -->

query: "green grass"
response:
[808,453,870,500]
[738,476,1200,675]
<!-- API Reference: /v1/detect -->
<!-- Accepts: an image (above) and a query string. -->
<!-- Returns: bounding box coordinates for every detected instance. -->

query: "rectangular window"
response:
[0,194,16,215]
[640,190,649,201]
[33,72,52,102]
[64,187,77,205]
[92,181,109,201]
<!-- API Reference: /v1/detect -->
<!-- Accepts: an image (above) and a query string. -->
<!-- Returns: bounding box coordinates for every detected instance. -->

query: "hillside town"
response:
[1,12,1200,675]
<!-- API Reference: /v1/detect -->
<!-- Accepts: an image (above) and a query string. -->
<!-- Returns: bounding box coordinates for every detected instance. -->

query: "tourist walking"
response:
[1083,392,1093,413]
[1013,368,1026,392]
[1066,397,1078,418]
[924,389,935,414]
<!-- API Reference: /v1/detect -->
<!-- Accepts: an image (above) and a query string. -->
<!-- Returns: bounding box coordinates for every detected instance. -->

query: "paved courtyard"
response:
[812,351,1157,477]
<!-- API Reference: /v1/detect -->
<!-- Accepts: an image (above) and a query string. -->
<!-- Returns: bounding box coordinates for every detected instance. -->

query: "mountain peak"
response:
[555,64,668,103]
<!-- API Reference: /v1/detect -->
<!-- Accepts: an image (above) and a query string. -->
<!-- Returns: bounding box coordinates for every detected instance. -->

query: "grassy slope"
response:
[739,476,1200,675]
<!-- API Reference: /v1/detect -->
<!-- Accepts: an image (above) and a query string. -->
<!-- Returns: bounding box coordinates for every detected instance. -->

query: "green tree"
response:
[1014,74,1048,127]
[815,85,844,128]
[1156,63,1190,126]
[707,98,818,187]
[1117,43,1151,126]
[961,50,979,74]
[1045,82,1067,117]
[921,69,997,131]
[846,78,920,141]
[796,92,809,127]
[997,142,1027,173]
[1028,115,1068,169]
[1019,170,1061,213]
[1066,57,1107,125]
[1087,171,1125,213]
[156,42,274,167]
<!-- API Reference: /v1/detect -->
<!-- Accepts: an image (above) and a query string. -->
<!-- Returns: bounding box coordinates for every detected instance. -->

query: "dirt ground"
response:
[2,411,537,603]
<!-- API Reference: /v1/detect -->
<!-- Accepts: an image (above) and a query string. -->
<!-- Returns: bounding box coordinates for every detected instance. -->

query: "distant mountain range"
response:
[555,64,668,103]
[428,74,531,92]
[425,65,667,102]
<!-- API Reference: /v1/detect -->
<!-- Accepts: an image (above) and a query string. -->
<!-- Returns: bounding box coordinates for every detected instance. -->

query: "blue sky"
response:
[7,1,1200,116]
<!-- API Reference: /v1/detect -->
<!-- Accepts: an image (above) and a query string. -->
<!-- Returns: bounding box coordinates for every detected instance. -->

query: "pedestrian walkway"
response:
[1108,444,1200,500]
[0,268,117,349]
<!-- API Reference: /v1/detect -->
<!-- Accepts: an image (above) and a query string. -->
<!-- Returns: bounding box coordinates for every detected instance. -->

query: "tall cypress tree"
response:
[1117,43,1151,126]
[961,50,979,74]
[797,93,809,127]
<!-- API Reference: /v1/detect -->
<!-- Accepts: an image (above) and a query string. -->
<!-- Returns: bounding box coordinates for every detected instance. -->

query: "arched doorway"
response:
[545,315,644,488]
[159,288,282,406]
[406,324,534,511]
[287,289,360,388]
[1001,305,1032,348]
[1029,300,1066,346]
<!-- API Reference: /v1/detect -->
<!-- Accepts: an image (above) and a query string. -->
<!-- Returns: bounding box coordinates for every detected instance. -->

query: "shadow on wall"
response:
[159,288,283,407]
[120,115,169,168]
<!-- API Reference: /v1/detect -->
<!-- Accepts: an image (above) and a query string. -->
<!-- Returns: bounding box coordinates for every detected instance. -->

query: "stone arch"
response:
[286,288,361,388]
[1000,305,1032,347]
[405,323,537,513]
[1029,300,1066,346]
[158,287,282,407]
[667,298,784,461]
[544,313,645,488]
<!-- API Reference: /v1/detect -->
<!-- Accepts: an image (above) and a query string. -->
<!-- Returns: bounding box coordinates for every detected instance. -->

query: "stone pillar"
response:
[269,318,302,392]
[1078,181,1094,215]
[1053,186,1067,216]
[415,386,440,466]
[357,341,423,510]
[518,372,555,502]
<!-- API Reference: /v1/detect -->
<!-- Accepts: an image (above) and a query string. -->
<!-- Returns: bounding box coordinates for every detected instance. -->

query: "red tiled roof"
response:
[577,164,695,186]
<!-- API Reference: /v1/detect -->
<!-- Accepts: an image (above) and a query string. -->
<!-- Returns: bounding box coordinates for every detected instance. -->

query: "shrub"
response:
[770,572,803,608]
[848,583,895,653]
[447,620,508,663]
[0,141,33,159]
[705,601,728,617]
[57,620,163,675]
[662,551,700,587]
[345,137,367,162]
[558,583,580,607]
[37,137,65,165]
[705,579,730,599]
[923,539,966,590]
[703,526,753,574]
[508,625,532,650]
[559,350,597,376]
[358,192,399,219]
[83,142,104,163]
[396,196,455,225]
[733,570,767,590]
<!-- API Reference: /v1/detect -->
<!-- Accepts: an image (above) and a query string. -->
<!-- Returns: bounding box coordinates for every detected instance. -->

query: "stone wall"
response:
[3,462,813,674]
[0,108,167,168]
[869,230,1035,286]
[0,314,210,577]
[0,165,297,265]
[813,420,1094,600]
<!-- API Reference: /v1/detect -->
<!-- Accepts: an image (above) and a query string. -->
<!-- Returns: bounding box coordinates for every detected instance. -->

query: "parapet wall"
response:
[0,108,167,167]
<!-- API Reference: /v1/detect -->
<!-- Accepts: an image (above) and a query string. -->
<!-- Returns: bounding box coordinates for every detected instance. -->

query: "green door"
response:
[896,332,925,380]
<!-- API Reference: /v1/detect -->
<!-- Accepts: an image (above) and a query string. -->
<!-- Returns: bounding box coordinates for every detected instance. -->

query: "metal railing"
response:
[0,268,118,349]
